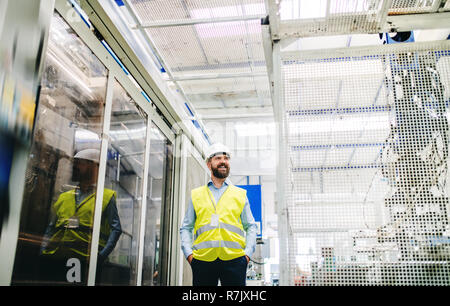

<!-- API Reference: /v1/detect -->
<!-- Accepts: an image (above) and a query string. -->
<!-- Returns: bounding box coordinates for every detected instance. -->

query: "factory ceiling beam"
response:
[265,0,450,40]
[199,112,274,120]
[169,71,268,81]
[132,14,266,29]
[385,11,450,33]
[276,11,450,39]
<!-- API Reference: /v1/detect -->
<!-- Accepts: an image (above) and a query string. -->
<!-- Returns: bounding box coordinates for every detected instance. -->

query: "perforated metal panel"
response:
[275,0,445,38]
[280,40,450,286]
[177,75,271,109]
[144,20,266,75]
[125,0,269,112]
[130,0,266,23]
[389,0,441,15]
[279,0,386,35]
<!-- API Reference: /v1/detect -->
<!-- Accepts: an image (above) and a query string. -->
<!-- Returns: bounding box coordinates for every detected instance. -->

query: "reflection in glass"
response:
[142,124,173,286]
[181,149,208,285]
[95,79,147,285]
[11,12,108,285]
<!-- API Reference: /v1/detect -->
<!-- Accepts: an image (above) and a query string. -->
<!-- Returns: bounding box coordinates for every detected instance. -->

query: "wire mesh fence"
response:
[279,40,450,286]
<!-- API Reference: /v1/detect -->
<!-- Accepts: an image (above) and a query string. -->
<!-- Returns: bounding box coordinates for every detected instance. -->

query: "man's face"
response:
[208,154,230,179]
[72,158,99,183]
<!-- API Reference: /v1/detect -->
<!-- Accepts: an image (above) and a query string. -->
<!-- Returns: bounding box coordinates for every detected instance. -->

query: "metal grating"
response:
[177,75,272,109]
[389,0,441,15]
[130,0,266,23]
[275,0,446,38]
[124,0,270,113]
[144,20,266,76]
[280,40,450,285]
[278,0,388,36]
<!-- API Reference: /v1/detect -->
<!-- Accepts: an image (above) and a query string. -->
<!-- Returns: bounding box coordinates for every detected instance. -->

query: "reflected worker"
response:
[40,148,122,284]
[180,143,257,286]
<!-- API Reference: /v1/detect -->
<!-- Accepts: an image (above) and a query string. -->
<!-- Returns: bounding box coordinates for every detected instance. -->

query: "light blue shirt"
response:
[180,179,258,259]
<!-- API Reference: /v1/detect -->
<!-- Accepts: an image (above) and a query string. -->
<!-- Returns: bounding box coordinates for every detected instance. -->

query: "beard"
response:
[211,163,230,179]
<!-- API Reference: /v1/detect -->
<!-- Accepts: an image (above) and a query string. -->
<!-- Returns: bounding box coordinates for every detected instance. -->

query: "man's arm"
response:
[180,199,196,262]
[98,195,122,261]
[241,198,258,261]
[40,209,57,254]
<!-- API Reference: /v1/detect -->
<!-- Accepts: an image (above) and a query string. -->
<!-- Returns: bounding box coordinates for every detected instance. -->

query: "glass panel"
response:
[95,79,147,286]
[11,12,108,285]
[142,123,173,286]
[181,147,208,285]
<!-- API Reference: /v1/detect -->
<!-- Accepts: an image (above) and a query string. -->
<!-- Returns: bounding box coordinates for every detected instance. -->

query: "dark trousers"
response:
[191,255,248,286]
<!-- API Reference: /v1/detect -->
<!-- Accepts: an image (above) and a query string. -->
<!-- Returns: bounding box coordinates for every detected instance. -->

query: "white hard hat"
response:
[74,149,100,163]
[205,143,231,161]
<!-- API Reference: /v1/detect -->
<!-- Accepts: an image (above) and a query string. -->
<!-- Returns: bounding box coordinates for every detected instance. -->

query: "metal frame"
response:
[200,112,274,120]
[55,0,174,143]
[107,0,210,148]
[56,0,177,285]
[0,0,192,286]
[167,133,184,285]
[107,0,270,134]
[158,138,175,286]
[87,71,114,286]
[264,0,450,286]
[50,3,182,284]
[272,41,291,286]
[0,0,55,286]
[281,39,450,61]
[170,71,267,81]
[172,134,209,285]
[266,0,450,40]
[136,118,153,285]
[175,134,189,286]
[80,0,209,157]
[134,14,266,28]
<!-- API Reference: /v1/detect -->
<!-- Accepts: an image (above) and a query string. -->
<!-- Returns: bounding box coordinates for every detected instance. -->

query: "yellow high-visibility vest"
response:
[191,184,247,261]
[42,188,116,258]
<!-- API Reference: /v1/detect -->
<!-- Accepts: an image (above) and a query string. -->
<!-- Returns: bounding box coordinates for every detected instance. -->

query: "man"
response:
[40,148,122,284]
[180,143,258,286]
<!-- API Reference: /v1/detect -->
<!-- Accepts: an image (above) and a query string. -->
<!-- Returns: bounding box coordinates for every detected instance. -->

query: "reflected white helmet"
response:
[205,143,231,161]
[74,149,100,163]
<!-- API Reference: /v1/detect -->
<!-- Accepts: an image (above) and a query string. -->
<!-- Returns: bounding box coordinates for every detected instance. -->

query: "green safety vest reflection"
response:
[192,185,246,262]
[42,188,116,258]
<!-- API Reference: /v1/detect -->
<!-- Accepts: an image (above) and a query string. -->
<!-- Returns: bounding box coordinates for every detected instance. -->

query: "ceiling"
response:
[122,0,272,118]
[94,0,450,177]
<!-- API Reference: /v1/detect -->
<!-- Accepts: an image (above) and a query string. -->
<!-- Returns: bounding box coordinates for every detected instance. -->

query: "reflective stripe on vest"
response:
[194,222,245,240]
[43,188,116,258]
[191,184,247,261]
[192,240,244,251]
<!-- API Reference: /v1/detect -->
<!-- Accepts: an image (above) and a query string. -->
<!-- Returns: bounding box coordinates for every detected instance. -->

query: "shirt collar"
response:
[207,178,232,188]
